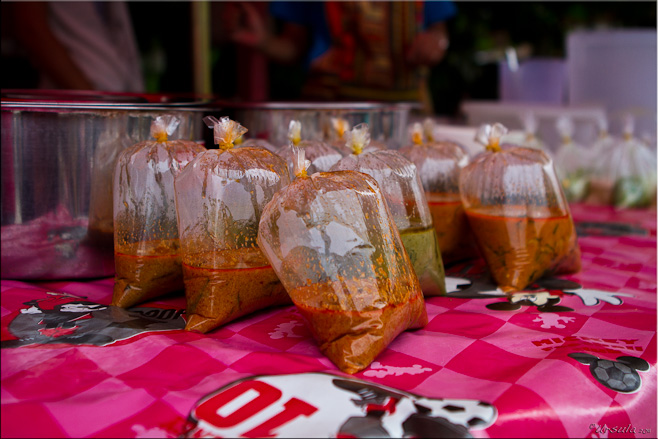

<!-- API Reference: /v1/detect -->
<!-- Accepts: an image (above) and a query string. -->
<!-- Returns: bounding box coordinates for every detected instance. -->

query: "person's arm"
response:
[230,3,308,65]
[12,2,94,89]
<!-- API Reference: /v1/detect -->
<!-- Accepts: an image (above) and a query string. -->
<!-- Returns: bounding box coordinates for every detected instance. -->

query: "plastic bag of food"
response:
[88,114,134,249]
[519,112,546,150]
[113,115,206,307]
[258,146,428,374]
[553,116,591,202]
[500,112,546,150]
[174,116,292,333]
[331,124,446,296]
[596,115,657,208]
[400,121,478,263]
[584,114,619,205]
[460,123,582,293]
[278,120,342,176]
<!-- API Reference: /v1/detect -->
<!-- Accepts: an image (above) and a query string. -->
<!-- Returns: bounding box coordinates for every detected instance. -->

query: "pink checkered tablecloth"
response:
[1,204,656,438]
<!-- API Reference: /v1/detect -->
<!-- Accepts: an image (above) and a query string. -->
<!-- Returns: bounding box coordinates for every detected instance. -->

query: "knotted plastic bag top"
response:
[327,117,387,156]
[278,120,343,176]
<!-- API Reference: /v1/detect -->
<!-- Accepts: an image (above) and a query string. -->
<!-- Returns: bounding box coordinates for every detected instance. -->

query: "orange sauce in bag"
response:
[113,239,183,307]
[290,276,427,374]
[182,247,290,333]
[466,207,581,293]
[427,195,479,263]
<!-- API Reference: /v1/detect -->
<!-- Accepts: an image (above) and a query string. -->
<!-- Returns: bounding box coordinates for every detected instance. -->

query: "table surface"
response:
[2,203,656,438]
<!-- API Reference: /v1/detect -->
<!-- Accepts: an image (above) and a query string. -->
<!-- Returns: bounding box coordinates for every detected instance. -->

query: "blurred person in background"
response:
[230,1,456,109]
[4,1,144,92]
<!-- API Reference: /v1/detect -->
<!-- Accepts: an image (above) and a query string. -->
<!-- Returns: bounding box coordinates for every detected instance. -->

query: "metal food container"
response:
[1,90,215,280]
[221,101,415,149]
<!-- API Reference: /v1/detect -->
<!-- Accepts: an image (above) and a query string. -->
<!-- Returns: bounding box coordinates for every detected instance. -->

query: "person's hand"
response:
[230,3,268,49]
[407,22,449,67]
[229,3,308,65]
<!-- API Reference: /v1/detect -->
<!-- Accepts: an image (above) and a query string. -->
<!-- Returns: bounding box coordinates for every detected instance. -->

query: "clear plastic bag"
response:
[278,120,343,176]
[331,124,446,296]
[88,114,134,249]
[501,112,546,150]
[400,121,478,263]
[460,123,582,293]
[113,115,206,307]
[597,115,657,208]
[174,116,292,333]
[258,146,428,374]
[553,116,591,202]
[584,114,619,205]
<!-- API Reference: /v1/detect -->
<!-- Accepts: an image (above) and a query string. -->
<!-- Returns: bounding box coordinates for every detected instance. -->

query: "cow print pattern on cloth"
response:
[184,372,497,438]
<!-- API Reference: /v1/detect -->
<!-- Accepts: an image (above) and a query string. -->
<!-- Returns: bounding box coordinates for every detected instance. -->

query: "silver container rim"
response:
[219,100,420,111]
[1,89,219,112]
[1,100,216,112]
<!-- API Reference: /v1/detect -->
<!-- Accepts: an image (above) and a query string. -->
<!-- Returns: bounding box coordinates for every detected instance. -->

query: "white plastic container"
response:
[567,29,657,138]
[499,57,568,104]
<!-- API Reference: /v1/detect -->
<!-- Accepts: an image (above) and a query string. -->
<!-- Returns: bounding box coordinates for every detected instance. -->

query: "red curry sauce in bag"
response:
[174,116,292,333]
[459,123,582,293]
[258,146,427,374]
[112,115,206,307]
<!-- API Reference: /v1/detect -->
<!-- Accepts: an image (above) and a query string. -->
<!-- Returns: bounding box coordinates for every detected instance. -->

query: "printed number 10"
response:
[195,380,318,437]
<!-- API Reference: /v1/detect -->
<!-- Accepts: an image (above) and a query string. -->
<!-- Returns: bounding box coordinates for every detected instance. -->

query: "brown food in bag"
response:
[182,248,289,333]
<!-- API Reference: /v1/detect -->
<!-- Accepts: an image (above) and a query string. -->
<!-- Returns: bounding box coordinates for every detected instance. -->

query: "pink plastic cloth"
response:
[1,204,656,438]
